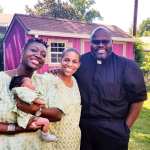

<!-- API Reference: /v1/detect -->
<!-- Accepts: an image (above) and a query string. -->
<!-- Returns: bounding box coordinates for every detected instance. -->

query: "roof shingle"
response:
[15,14,132,39]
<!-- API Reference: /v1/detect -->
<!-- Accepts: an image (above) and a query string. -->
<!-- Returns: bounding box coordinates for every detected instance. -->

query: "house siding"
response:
[126,42,134,59]
[113,42,124,56]
[84,40,91,53]
[4,20,25,70]
[3,15,134,72]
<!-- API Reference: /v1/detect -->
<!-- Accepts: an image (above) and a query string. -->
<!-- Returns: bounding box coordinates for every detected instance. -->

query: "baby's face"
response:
[21,77,35,90]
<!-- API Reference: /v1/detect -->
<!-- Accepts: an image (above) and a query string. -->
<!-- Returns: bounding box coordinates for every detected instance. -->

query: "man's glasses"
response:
[91,40,111,45]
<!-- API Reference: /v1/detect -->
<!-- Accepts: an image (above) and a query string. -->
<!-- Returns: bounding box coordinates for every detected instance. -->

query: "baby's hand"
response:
[33,98,45,105]
[28,121,42,129]
[29,122,36,128]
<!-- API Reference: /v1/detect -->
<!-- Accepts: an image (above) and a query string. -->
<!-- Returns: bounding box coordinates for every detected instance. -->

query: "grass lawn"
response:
[129,92,150,150]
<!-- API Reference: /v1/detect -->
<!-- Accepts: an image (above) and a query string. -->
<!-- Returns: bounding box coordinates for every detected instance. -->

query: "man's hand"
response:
[126,101,143,128]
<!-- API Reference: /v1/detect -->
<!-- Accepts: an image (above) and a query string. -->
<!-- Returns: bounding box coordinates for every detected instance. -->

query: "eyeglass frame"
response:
[91,39,112,45]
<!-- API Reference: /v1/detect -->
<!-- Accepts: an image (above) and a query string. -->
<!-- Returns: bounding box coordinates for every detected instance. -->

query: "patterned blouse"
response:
[0,72,48,150]
[42,73,81,150]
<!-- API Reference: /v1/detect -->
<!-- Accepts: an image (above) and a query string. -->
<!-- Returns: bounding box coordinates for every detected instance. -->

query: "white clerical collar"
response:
[97,60,102,64]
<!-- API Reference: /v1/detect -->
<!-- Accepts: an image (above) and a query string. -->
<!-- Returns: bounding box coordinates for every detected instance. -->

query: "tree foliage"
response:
[25,0,102,22]
[134,39,145,67]
[26,0,79,20]
[69,0,102,22]
[134,39,150,81]
[138,18,150,36]
[142,53,150,72]
[141,52,150,82]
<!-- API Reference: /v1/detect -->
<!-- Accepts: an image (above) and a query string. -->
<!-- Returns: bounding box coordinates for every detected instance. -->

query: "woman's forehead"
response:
[26,42,47,50]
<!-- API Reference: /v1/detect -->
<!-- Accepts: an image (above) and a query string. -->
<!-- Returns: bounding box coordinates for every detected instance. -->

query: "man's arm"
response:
[126,101,143,128]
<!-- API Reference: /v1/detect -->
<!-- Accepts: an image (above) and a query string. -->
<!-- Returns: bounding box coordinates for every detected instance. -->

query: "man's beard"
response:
[92,47,112,60]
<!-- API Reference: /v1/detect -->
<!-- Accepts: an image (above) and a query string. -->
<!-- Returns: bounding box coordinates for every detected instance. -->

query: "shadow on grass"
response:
[129,107,150,150]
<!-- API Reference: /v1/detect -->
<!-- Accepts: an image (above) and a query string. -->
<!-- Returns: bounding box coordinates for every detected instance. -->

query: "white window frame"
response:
[47,39,74,65]
[47,40,66,64]
[50,42,65,64]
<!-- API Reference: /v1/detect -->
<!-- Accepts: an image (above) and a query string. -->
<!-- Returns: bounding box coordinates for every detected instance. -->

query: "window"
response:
[50,42,65,63]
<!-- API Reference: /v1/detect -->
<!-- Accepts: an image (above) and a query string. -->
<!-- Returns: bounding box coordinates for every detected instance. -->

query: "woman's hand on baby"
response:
[16,99,41,114]
[33,100,46,109]
[48,67,62,75]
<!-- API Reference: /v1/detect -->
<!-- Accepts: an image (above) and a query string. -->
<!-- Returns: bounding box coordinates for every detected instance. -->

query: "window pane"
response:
[58,53,62,58]
[58,54,62,62]
[51,57,57,62]
[51,53,57,57]
[51,43,55,47]
[50,42,65,63]
[51,43,57,47]
[51,48,57,52]
[58,48,64,52]
[58,43,65,47]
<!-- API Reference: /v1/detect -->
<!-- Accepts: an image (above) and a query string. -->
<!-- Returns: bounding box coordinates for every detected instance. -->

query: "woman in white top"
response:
[0,38,62,150]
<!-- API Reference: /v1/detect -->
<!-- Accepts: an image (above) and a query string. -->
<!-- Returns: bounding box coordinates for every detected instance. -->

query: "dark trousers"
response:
[80,118,130,150]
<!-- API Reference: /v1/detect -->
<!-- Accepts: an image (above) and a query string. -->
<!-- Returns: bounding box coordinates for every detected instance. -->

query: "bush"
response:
[134,39,145,67]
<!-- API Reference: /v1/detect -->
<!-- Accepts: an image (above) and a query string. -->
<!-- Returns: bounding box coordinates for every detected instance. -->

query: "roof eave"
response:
[112,37,134,42]
[28,30,134,42]
[28,30,90,39]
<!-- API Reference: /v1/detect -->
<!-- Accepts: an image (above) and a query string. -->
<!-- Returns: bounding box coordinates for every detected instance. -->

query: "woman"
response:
[42,48,81,150]
[0,38,62,150]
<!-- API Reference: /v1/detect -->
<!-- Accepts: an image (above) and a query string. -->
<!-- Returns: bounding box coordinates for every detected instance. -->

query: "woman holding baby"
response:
[0,38,81,150]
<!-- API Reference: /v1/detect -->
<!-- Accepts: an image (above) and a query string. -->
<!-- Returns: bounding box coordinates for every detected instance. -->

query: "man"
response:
[74,27,147,150]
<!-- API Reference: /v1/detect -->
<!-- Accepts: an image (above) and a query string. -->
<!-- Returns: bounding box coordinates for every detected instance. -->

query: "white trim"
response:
[123,44,126,57]
[34,34,39,38]
[80,39,84,54]
[66,41,73,49]
[28,30,89,39]
[28,30,134,42]
[47,39,66,64]
[112,37,134,42]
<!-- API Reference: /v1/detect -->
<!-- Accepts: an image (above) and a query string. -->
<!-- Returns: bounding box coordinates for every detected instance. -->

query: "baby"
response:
[9,75,57,142]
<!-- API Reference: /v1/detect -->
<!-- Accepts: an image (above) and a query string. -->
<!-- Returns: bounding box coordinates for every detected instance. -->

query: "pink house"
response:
[3,14,134,72]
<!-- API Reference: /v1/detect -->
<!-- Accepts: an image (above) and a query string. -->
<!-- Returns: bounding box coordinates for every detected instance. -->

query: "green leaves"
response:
[134,38,150,81]
[134,39,144,67]
[141,53,150,73]
[138,18,150,36]
[25,0,102,23]
[68,0,102,22]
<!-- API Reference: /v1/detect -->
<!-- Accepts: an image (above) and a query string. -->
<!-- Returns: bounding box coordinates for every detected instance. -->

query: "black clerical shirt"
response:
[75,52,147,120]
